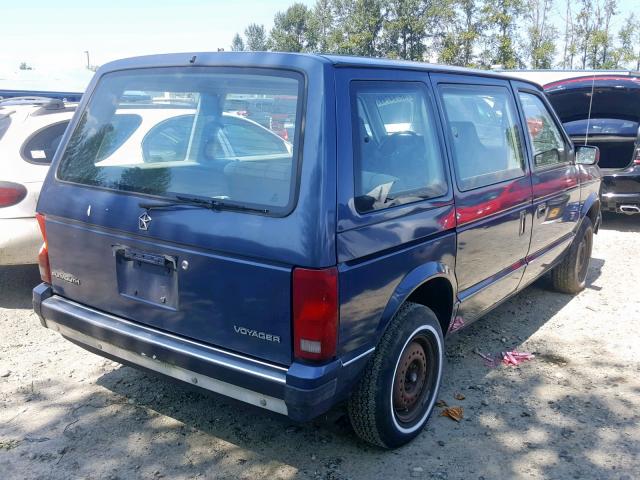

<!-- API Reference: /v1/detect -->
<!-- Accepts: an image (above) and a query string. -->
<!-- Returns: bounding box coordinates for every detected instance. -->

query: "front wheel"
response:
[348,302,444,448]
[551,217,594,294]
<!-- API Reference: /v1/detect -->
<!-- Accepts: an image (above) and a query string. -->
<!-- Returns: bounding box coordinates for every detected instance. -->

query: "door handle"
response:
[519,211,527,236]
[537,203,547,218]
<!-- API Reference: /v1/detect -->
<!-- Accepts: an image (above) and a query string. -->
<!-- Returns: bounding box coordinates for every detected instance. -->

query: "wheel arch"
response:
[376,262,457,342]
[581,192,601,232]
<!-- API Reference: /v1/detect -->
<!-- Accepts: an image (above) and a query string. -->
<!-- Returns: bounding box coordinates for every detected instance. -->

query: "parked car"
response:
[0,97,76,265]
[32,53,601,448]
[543,74,640,214]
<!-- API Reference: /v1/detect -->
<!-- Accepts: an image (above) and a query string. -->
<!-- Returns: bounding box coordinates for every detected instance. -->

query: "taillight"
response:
[293,267,338,362]
[35,213,51,284]
[0,181,27,208]
[634,148,640,166]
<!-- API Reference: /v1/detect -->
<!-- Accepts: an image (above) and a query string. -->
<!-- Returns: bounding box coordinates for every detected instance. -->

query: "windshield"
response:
[57,67,303,214]
[564,118,640,137]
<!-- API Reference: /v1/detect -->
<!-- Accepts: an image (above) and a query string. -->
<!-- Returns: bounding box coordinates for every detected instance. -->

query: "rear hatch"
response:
[37,65,309,366]
[545,76,640,170]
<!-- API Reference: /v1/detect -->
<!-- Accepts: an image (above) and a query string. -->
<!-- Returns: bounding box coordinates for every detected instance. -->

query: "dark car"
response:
[32,53,601,448]
[544,74,640,214]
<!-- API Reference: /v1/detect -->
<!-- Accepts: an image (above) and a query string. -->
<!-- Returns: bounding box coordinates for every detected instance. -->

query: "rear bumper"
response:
[601,167,640,213]
[0,217,41,265]
[33,285,370,421]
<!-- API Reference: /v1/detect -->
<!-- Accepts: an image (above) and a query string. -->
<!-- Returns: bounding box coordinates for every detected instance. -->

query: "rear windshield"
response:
[57,67,303,214]
[564,118,640,137]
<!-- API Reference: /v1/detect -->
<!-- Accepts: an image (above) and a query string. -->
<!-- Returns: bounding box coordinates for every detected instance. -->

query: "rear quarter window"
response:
[21,121,70,164]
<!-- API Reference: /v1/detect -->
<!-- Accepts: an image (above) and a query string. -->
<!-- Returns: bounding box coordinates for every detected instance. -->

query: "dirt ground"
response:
[1,213,639,480]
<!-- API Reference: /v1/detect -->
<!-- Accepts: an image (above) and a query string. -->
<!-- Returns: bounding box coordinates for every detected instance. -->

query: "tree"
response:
[481,0,524,69]
[245,23,269,51]
[269,2,315,52]
[382,0,428,61]
[560,0,578,69]
[231,33,245,52]
[331,0,384,56]
[309,0,335,53]
[523,0,558,69]
[617,13,640,70]
[575,0,618,69]
[439,0,484,66]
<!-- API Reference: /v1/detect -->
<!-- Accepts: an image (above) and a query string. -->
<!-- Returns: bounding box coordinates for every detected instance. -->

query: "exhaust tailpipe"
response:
[619,205,640,214]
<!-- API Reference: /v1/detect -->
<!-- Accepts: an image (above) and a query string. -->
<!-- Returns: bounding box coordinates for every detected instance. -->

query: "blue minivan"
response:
[33,53,601,448]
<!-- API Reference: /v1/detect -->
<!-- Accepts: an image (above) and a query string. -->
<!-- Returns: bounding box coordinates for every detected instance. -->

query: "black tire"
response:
[551,217,594,294]
[348,302,444,448]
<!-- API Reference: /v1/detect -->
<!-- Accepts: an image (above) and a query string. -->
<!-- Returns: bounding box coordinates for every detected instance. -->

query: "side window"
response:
[142,114,194,163]
[21,121,70,164]
[351,81,447,213]
[518,92,566,168]
[216,118,290,158]
[440,85,525,191]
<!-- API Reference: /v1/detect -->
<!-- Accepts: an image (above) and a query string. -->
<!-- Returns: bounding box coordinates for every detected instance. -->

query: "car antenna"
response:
[584,74,596,146]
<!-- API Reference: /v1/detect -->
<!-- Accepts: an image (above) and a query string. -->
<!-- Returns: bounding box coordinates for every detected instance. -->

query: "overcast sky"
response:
[0,0,636,85]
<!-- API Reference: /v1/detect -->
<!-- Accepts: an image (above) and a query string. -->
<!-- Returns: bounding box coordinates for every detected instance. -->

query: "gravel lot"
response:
[1,213,639,480]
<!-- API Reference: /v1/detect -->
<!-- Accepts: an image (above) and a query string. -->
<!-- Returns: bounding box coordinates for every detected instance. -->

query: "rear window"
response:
[564,118,640,137]
[57,67,303,214]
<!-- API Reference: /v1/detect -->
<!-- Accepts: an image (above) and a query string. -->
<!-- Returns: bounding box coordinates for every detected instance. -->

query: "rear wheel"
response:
[348,302,444,448]
[551,217,593,294]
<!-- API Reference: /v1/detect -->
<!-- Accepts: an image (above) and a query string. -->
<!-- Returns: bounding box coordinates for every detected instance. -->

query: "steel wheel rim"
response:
[392,333,438,426]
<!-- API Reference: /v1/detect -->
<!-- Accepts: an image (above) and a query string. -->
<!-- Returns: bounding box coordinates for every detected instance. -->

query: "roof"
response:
[96,52,543,90]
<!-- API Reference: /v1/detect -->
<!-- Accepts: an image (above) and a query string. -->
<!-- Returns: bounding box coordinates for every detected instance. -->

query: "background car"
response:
[543,74,640,214]
[0,97,76,265]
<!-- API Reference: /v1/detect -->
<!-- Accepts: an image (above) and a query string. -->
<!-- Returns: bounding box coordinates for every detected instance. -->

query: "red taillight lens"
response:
[35,213,51,284]
[293,267,339,362]
[634,148,640,165]
[0,181,27,208]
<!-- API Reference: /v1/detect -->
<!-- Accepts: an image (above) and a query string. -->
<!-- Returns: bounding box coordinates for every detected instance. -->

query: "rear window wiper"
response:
[139,195,270,214]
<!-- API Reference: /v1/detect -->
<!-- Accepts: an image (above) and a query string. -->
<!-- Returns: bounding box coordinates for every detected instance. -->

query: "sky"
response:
[0,0,636,90]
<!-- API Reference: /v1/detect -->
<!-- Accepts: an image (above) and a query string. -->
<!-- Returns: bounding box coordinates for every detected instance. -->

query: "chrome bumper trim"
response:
[47,319,288,415]
[42,295,288,382]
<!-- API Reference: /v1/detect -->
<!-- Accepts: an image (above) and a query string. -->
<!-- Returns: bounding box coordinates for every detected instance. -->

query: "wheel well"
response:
[406,277,454,335]
[586,200,600,232]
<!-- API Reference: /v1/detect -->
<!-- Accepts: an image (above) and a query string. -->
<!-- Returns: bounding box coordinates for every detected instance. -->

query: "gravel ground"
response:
[1,213,639,480]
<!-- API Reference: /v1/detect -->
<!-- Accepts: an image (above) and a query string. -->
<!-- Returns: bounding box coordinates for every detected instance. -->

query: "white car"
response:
[0,97,76,265]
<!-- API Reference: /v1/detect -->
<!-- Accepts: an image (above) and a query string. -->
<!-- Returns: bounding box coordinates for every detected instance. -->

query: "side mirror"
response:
[575,145,600,165]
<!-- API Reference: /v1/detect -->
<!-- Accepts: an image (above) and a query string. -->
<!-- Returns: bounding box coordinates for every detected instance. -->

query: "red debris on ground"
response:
[474,348,535,367]
[501,351,535,366]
